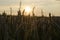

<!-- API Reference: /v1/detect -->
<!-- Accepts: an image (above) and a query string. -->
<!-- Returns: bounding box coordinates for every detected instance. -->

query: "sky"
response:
[0,0,60,16]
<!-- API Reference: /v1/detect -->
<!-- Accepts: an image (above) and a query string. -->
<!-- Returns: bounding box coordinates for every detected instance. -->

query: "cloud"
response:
[0,0,60,16]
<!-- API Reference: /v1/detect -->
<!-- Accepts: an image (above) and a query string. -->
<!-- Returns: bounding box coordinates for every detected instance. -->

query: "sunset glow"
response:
[25,6,32,13]
[24,6,32,16]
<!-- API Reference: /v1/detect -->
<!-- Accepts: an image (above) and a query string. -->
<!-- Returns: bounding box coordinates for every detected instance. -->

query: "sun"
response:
[24,6,32,14]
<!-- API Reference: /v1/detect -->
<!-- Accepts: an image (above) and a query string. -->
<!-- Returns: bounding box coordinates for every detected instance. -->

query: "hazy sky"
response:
[0,0,60,16]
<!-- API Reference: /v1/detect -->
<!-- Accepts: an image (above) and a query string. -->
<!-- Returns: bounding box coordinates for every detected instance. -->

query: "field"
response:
[0,13,60,40]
